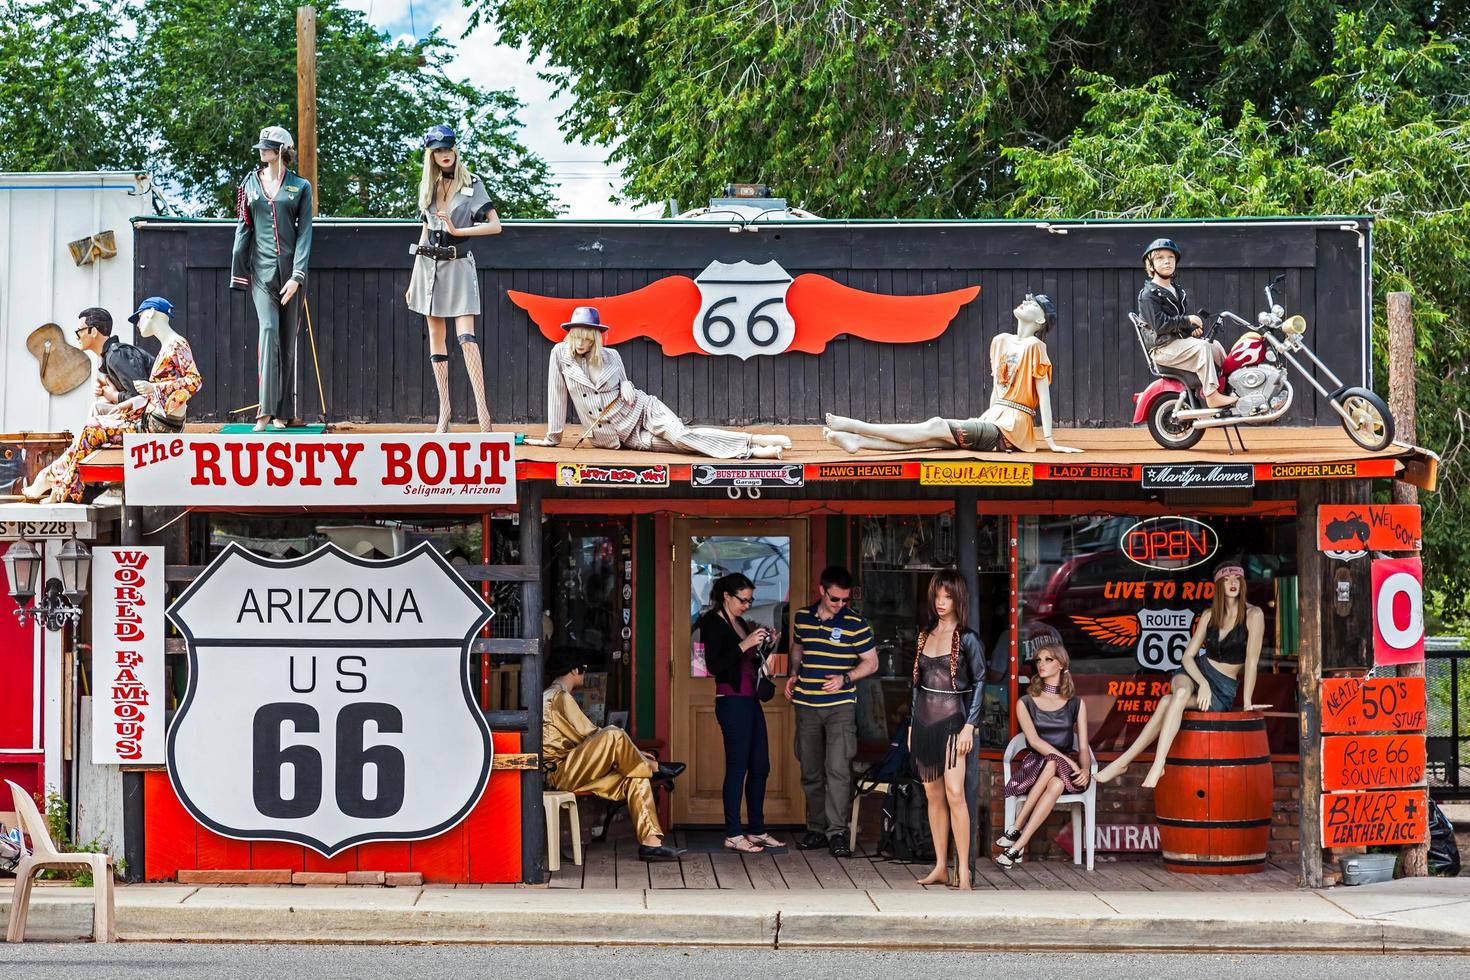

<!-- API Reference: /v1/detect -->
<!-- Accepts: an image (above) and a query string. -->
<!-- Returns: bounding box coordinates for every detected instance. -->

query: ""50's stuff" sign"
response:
[123,434,516,507]
[166,543,494,856]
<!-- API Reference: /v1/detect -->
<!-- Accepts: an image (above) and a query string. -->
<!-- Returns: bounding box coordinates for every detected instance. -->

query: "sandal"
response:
[745,833,782,848]
[995,826,1021,848]
[994,846,1023,870]
[724,836,763,853]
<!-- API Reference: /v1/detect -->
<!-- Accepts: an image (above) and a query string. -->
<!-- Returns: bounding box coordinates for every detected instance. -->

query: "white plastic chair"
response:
[1000,733,1097,871]
[5,780,115,943]
[542,789,583,873]
[848,779,891,851]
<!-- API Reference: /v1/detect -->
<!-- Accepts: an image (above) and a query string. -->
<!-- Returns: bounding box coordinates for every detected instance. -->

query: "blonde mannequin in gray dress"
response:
[405,124,500,431]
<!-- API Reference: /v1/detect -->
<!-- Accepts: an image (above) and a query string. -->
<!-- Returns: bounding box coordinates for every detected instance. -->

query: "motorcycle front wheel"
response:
[1146,395,1205,450]
[1336,386,1395,451]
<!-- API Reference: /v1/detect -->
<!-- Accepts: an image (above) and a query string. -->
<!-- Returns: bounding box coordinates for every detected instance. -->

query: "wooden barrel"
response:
[1154,710,1273,874]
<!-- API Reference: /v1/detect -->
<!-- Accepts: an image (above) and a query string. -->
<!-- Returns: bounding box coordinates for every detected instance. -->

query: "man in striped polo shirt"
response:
[785,565,878,857]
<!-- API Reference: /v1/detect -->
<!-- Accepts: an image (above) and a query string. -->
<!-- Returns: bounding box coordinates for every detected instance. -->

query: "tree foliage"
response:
[477,0,1095,216]
[0,0,559,217]
[1005,17,1470,619]
[0,0,141,172]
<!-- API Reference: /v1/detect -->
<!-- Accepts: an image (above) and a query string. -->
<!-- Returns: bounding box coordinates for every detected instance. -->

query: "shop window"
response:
[545,520,633,728]
[1016,514,1299,755]
[854,514,1008,749]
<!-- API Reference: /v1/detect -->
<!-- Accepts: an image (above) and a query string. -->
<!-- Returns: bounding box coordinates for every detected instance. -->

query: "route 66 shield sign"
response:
[166,542,493,856]
[1134,608,1195,671]
[692,260,797,358]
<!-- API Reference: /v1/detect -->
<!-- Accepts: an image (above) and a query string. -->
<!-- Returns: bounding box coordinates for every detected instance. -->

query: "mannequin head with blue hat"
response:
[418,123,472,210]
[128,296,177,342]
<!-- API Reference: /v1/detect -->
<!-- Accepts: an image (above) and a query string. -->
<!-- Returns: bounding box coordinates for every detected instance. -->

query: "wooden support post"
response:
[518,482,546,884]
[1297,481,1324,888]
[1388,290,1429,877]
[296,6,318,214]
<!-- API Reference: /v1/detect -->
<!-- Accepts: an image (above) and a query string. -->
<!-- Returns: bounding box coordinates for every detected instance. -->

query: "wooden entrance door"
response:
[670,519,808,827]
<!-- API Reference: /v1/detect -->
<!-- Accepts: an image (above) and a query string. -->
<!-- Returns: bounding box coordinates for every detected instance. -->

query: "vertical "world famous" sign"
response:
[92,547,165,764]
[166,543,493,856]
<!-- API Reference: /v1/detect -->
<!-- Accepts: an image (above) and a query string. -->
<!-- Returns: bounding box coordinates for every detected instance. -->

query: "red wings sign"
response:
[508,259,980,358]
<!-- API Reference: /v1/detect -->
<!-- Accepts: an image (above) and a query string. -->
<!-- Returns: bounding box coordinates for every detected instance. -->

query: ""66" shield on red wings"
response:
[166,543,493,856]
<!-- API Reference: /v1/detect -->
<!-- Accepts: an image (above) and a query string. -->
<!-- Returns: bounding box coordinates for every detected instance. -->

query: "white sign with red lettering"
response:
[92,546,165,765]
[1373,556,1424,667]
[121,434,517,507]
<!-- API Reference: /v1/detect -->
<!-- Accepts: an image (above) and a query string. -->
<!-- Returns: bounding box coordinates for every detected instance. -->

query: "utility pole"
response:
[1388,291,1429,878]
[297,5,319,214]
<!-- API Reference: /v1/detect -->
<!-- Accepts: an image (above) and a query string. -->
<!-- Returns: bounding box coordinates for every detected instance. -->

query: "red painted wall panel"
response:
[469,732,522,883]
[0,544,38,750]
[143,771,196,881]
[146,730,527,883]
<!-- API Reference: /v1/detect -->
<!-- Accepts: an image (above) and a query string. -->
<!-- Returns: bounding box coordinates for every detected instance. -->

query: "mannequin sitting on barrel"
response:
[1096,561,1266,788]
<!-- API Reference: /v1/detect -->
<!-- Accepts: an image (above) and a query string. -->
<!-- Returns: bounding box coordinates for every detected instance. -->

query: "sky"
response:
[341,0,652,218]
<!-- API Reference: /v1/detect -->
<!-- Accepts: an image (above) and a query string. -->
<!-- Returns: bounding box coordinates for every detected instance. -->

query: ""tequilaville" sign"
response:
[122,434,516,506]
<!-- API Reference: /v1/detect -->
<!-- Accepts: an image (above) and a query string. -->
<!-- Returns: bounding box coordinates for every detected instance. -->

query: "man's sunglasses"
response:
[823,591,851,606]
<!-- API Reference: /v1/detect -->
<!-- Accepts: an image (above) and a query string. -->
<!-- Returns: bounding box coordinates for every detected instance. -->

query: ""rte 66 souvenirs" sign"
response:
[166,543,493,856]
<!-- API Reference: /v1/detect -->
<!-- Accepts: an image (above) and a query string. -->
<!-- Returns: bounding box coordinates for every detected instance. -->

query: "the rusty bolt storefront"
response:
[80,215,1436,887]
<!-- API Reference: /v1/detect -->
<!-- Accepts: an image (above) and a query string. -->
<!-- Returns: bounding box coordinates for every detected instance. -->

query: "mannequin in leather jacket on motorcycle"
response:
[1137,239,1237,410]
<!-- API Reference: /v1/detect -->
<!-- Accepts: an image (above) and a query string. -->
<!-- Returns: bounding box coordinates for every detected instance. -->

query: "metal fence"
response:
[1425,642,1469,800]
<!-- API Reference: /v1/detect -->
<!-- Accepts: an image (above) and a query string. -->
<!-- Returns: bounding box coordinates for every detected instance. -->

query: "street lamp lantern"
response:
[3,537,41,607]
[5,534,90,632]
[56,537,92,604]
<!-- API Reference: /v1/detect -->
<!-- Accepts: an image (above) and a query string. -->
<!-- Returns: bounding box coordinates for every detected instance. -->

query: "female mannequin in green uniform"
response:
[230,125,313,431]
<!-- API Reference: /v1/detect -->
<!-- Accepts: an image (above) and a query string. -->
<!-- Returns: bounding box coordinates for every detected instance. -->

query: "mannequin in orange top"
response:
[823,294,1081,454]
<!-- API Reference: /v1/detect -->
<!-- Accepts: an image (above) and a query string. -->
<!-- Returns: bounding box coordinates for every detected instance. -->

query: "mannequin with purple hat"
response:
[524,307,791,458]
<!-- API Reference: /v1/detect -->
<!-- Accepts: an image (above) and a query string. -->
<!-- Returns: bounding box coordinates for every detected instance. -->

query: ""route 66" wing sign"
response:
[508,258,979,358]
[1073,608,1197,671]
[166,542,493,856]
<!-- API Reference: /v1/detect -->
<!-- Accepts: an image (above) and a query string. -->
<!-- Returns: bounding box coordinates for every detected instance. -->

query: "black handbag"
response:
[754,639,777,702]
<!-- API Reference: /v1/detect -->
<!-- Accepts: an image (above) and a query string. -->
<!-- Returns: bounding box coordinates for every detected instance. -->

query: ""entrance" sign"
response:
[166,543,494,856]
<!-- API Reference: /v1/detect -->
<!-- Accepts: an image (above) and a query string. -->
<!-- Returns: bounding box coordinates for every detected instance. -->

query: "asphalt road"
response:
[0,946,1467,980]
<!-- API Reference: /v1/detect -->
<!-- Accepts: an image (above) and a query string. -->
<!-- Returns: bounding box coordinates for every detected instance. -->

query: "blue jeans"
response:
[715,696,770,837]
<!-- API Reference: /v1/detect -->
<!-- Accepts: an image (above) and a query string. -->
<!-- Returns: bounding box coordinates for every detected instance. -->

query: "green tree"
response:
[133,0,558,216]
[0,0,141,171]
[475,0,1094,216]
[1004,17,1470,619]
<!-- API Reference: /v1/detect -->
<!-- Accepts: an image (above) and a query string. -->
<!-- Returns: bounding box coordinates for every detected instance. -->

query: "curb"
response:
[6,894,1469,950]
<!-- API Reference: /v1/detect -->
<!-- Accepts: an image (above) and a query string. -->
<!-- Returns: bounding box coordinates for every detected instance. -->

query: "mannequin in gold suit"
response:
[543,651,687,861]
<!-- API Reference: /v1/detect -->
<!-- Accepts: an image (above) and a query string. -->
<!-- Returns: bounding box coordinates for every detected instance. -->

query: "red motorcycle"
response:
[1131,275,1394,452]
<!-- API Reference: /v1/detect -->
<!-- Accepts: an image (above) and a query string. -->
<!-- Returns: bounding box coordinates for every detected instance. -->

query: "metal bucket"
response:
[1341,853,1398,885]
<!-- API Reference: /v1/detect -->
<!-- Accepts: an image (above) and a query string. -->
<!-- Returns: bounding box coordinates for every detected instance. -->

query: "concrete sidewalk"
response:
[3,878,1469,950]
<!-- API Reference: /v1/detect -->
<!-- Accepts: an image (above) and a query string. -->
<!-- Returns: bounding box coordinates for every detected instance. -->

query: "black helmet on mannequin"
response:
[1142,238,1181,261]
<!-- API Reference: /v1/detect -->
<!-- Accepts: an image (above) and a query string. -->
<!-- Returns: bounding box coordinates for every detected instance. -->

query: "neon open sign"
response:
[1120,516,1219,571]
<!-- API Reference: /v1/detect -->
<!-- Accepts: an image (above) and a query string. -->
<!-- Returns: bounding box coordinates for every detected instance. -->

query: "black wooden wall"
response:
[132,218,1370,427]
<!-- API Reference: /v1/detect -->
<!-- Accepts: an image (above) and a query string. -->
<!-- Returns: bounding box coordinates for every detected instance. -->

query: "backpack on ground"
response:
[868,721,935,863]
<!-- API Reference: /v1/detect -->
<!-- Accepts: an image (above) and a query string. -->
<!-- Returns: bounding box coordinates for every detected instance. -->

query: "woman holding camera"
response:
[698,572,781,853]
